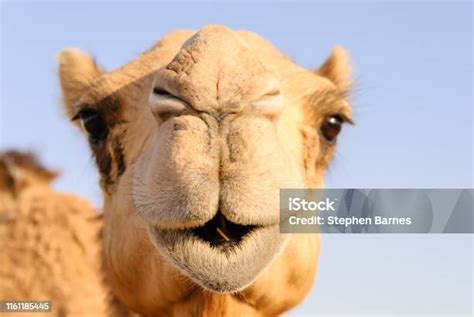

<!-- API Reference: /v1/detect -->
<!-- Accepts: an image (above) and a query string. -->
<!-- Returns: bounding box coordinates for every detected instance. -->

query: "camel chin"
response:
[148,217,288,292]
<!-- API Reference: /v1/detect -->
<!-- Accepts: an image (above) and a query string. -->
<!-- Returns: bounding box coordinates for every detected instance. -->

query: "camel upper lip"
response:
[190,211,257,250]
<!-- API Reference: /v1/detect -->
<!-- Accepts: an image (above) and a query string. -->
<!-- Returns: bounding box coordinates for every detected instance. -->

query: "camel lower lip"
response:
[148,223,288,292]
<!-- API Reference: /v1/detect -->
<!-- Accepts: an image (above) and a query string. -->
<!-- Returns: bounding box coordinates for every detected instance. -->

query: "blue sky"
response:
[1,1,472,316]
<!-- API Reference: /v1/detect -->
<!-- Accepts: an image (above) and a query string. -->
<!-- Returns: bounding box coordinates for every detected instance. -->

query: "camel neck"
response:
[150,291,262,317]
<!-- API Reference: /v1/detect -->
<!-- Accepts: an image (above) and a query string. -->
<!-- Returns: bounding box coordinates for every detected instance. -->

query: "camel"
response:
[0,151,130,316]
[58,25,353,316]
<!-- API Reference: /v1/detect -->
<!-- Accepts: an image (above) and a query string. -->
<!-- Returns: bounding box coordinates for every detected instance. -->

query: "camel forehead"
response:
[170,25,263,72]
[81,26,331,110]
[155,25,281,112]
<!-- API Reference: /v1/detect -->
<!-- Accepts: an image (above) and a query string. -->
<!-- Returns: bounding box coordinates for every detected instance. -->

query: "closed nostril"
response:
[263,87,280,97]
[148,86,189,122]
[250,74,284,118]
[153,87,173,97]
[252,89,284,118]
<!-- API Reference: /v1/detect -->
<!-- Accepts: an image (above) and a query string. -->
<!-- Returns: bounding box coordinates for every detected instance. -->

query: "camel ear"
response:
[58,49,103,118]
[317,46,352,91]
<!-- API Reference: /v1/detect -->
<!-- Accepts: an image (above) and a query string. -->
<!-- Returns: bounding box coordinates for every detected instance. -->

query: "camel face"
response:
[135,27,303,292]
[59,25,352,314]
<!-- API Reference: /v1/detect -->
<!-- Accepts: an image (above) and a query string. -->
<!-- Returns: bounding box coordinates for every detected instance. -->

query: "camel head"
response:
[0,151,58,194]
[0,151,58,219]
[58,26,352,315]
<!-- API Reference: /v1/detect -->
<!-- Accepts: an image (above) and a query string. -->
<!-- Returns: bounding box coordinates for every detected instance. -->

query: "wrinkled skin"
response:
[59,25,353,316]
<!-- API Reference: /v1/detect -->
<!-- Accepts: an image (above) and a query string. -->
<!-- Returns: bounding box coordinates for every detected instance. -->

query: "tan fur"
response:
[317,46,353,92]
[58,25,352,316]
[59,50,104,118]
[0,151,130,316]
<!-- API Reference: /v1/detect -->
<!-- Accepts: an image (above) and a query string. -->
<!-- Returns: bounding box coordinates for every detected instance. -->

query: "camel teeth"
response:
[216,227,230,241]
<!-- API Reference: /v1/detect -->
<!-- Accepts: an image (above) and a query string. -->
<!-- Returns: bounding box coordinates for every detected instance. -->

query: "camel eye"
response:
[79,109,108,144]
[321,114,344,143]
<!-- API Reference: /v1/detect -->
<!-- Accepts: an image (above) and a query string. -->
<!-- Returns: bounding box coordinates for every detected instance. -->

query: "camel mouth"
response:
[148,216,288,293]
[191,211,257,251]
